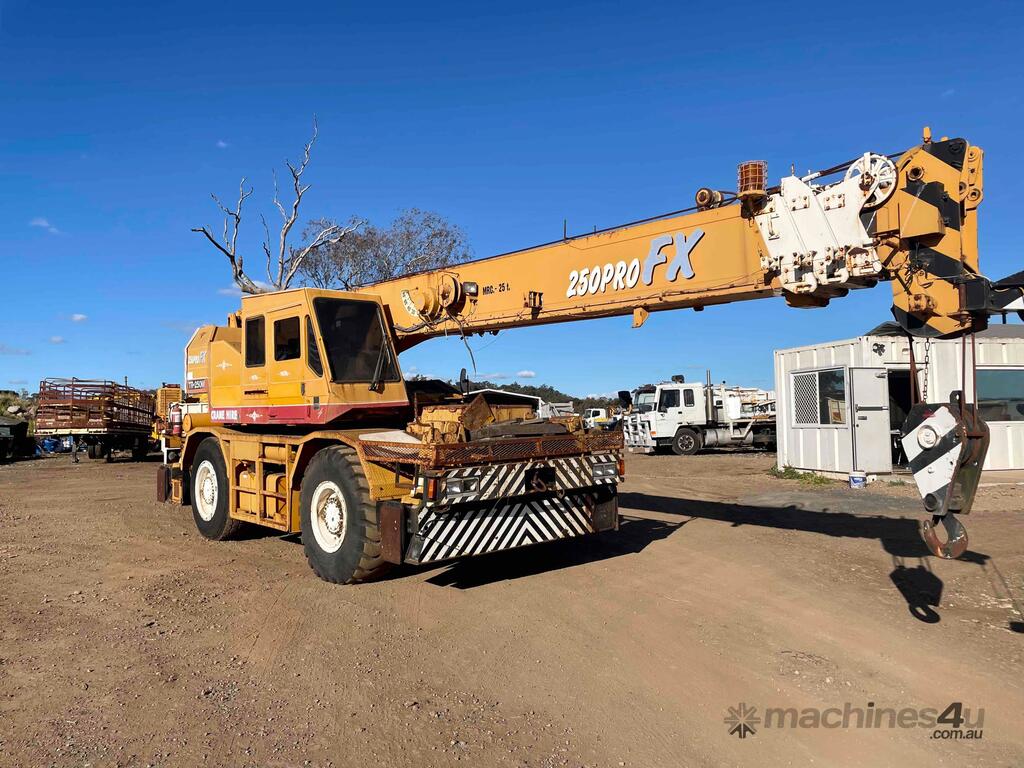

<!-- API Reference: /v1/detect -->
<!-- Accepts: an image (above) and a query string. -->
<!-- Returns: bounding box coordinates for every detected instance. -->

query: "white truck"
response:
[582,407,612,430]
[620,375,776,455]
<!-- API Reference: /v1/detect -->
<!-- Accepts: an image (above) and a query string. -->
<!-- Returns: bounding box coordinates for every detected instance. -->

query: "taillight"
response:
[617,457,626,478]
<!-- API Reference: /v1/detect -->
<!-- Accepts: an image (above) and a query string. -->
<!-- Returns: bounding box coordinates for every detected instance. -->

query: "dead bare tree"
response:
[297,208,471,290]
[191,118,358,294]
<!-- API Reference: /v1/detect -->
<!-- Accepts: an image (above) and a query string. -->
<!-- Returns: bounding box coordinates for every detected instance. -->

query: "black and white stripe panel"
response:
[993,290,1024,312]
[412,493,596,563]
[901,404,963,512]
[435,454,617,506]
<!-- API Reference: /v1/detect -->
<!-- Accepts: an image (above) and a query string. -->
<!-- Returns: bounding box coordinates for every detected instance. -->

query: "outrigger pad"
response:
[901,393,989,518]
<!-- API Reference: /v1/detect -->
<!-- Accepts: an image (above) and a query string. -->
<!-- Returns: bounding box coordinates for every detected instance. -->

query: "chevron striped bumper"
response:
[406,488,618,564]
[428,452,620,506]
[397,452,622,564]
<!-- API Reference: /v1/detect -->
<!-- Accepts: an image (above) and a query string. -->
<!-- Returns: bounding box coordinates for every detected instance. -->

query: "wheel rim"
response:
[194,459,218,522]
[680,434,695,452]
[310,480,347,554]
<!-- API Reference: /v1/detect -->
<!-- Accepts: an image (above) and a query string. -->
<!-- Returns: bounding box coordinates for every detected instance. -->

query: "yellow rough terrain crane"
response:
[162,128,1022,583]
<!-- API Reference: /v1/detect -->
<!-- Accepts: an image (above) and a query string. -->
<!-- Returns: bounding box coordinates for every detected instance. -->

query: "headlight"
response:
[593,462,617,478]
[445,477,480,495]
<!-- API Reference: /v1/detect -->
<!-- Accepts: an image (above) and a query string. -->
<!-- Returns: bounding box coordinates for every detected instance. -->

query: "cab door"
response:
[266,312,304,406]
[653,386,682,437]
[242,314,269,407]
[679,385,705,425]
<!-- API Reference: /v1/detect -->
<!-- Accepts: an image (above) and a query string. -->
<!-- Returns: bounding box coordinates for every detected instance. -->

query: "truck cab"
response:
[583,407,609,430]
[621,378,776,456]
[623,382,708,454]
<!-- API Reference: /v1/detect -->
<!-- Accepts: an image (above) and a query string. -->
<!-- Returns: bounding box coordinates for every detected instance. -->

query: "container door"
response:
[850,367,892,473]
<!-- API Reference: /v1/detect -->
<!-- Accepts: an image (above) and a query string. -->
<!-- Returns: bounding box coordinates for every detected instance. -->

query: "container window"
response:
[273,317,301,361]
[817,368,846,425]
[977,368,1024,422]
[793,368,846,425]
[245,316,265,367]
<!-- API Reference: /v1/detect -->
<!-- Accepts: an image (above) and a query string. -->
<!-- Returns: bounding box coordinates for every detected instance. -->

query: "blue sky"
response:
[1,0,1021,396]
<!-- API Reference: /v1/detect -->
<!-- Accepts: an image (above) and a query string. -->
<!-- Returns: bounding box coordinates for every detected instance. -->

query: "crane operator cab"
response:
[183,288,410,429]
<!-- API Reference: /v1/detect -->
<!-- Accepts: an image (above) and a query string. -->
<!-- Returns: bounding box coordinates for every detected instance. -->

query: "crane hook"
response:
[921,513,968,560]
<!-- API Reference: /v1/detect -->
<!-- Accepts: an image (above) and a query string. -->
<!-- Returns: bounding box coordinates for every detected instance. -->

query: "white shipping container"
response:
[774,325,1024,475]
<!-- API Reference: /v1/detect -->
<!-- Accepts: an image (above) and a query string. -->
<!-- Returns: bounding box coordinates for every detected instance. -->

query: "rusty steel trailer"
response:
[35,378,156,461]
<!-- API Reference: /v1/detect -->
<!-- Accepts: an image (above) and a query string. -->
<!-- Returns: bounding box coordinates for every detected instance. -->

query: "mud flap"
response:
[378,500,406,565]
[156,464,171,503]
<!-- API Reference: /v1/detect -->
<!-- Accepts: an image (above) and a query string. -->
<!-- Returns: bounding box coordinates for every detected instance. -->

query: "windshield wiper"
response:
[368,341,391,392]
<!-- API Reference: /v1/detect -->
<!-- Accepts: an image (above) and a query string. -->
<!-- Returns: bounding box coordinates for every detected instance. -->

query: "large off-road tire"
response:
[671,428,701,456]
[300,446,390,584]
[191,437,242,540]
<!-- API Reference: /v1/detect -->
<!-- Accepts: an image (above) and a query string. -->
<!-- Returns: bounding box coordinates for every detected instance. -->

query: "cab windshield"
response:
[312,298,399,384]
[635,392,655,413]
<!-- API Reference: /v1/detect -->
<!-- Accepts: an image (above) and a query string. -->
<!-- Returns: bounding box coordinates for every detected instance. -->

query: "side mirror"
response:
[459,367,470,395]
[617,390,632,408]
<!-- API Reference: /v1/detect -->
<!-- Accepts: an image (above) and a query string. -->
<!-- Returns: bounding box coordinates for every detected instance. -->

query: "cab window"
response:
[683,389,695,407]
[245,316,265,367]
[658,389,680,410]
[273,317,300,361]
[312,298,399,384]
[306,316,324,377]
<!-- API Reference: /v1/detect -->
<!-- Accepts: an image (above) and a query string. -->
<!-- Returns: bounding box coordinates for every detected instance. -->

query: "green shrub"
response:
[768,465,831,485]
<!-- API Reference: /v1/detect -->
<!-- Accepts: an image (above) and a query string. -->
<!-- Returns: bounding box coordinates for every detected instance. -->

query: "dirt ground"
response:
[0,452,1021,768]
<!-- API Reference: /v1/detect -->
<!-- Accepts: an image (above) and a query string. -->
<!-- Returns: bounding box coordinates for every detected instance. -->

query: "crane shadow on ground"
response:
[618,491,996,626]
[422,516,688,589]
[264,516,686,588]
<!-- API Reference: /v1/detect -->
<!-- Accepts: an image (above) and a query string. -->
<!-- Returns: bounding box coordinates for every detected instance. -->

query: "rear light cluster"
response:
[418,475,480,500]
[445,477,480,496]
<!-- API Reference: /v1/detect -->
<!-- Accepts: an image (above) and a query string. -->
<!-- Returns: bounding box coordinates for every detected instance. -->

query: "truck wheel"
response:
[671,428,701,456]
[300,446,390,584]
[191,437,241,540]
[131,437,148,461]
[87,444,100,460]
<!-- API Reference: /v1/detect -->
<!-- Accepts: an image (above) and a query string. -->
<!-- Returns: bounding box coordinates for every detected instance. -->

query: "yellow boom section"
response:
[364,202,768,350]
[360,134,1005,352]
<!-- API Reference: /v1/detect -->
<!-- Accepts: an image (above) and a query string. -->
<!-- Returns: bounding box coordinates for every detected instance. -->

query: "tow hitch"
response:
[901,391,989,559]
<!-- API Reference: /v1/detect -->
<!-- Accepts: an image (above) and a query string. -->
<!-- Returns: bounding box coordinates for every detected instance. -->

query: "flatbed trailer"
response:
[35,378,155,461]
